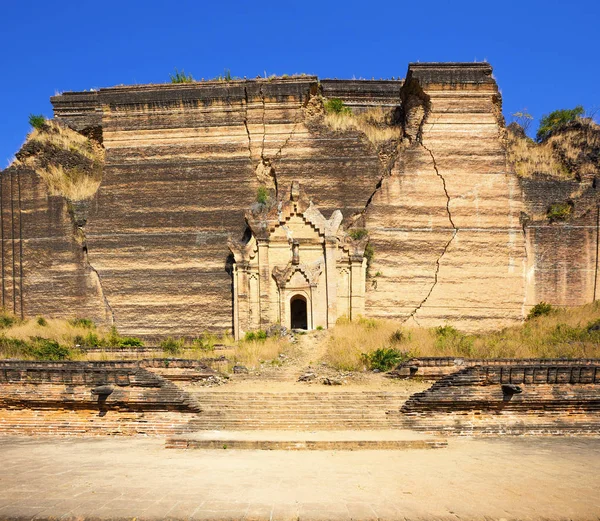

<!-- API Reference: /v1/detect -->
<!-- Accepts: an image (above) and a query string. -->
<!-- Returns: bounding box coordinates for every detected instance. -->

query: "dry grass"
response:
[230,337,290,370]
[324,108,403,146]
[3,316,103,345]
[323,317,401,371]
[323,304,600,370]
[507,119,600,180]
[507,132,569,178]
[28,121,103,163]
[19,162,102,200]
[547,119,600,178]
[16,121,104,201]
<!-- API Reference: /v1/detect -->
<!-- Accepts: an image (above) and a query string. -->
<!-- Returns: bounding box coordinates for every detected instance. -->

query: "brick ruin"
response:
[398,361,600,435]
[1,359,598,437]
[1,62,598,337]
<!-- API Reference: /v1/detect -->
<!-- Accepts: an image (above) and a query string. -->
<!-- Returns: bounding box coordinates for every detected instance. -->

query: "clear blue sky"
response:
[1,0,598,166]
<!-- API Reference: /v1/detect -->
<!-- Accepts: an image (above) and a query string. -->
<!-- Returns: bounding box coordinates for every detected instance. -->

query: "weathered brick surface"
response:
[390,356,600,379]
[0,360,206,436]
[399,364,600,435]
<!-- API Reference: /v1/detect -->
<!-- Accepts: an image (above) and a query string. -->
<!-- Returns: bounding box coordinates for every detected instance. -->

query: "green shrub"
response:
[348,228,368,240]
[73,332,100,347]
[536,106,584,142]
[364,243,375,275]
[36,317,47,327]
[324,98,351,115]
[547,202,572,222]
[28,114,46,129]
[119,337,144,348]
[527,302,555,320]
[0,336,29,357]
[358,317,378,329]
[361,347,408,371]
[160,337,184,355]
[549,323,584,345]
[434,325,474,357]
[170,68,194,83]
[192,332,217,351]
[0,313,17,328]
[68,318,95,329]
[316,325,324,331]
[256,186,269,205]
[99,326,142,348]
[30,338,72,360]
[104,326,121,347]
[244,330,267,342]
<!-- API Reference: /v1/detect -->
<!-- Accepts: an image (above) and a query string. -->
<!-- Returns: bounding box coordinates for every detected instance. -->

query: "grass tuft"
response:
[324,107,403,146]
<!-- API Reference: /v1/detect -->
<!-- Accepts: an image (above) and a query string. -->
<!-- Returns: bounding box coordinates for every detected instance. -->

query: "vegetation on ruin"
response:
[0,315,147,360]
[15,120,104,201]
[506,129,570,178]
[244,330,267,341]
[231,335,289,370]
[526,302,556,320]
[361,347,408,371]
[169,68,195,83]
[324,98,352,115]
[507,109,599,180]
[537,106,585,142]
[546,201,573,222]
[256,185,269,205]
[323,302,600,370]
[323,104,403,146]
[348,228,368,240]
[347,229,375,276]
[160,336,185,355]
[28,114,47,130]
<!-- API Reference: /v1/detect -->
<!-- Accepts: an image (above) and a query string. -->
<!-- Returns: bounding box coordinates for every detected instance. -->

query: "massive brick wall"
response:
[522,177,598,307]
[0,165,106,321]
[0,62,596,336]
[51,79,389,336]
[365,64,526,329]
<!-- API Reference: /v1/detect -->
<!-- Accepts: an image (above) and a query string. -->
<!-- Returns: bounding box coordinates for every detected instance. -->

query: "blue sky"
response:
[1,0,598,165]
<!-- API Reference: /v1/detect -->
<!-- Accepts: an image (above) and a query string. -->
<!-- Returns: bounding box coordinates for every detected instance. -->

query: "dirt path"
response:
[1,436,598,520]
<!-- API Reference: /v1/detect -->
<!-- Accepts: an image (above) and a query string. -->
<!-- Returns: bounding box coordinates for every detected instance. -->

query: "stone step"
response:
[192,423,402,430]
[165,430,447,450]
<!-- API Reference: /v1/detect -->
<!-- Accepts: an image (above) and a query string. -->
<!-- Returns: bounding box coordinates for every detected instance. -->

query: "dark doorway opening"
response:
[290,295,308,330]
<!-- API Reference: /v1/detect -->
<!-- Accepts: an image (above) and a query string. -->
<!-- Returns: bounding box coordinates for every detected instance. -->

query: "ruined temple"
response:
[228,181,367,338]
[2,62,599,337]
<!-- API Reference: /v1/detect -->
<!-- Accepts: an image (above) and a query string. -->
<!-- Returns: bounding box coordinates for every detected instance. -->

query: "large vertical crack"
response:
[403,142,458,323]
[81,233,115,325]
[259,85,267,165]
[242,86,253,163]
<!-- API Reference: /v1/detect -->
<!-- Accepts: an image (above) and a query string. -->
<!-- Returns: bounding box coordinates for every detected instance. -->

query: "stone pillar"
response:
[257,239,271,329]
[350,258,366,320]
[232,265,239,340]
[236,264,251,337]
[324,236,338,328]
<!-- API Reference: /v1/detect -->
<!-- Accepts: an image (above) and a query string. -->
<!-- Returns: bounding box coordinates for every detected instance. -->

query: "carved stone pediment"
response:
[272,260,324,288]
[245,181,344,240]
[338,234,369,262]
[228,235,257,264]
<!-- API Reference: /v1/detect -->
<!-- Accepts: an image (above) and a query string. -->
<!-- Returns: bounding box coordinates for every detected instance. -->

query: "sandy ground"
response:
[0,436,599,520]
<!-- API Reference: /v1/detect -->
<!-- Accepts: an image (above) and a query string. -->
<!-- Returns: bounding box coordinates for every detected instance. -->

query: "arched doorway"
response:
[290,295,308,330]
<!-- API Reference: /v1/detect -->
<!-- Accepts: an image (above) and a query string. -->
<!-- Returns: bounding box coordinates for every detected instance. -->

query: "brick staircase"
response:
[184,390,412,430]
